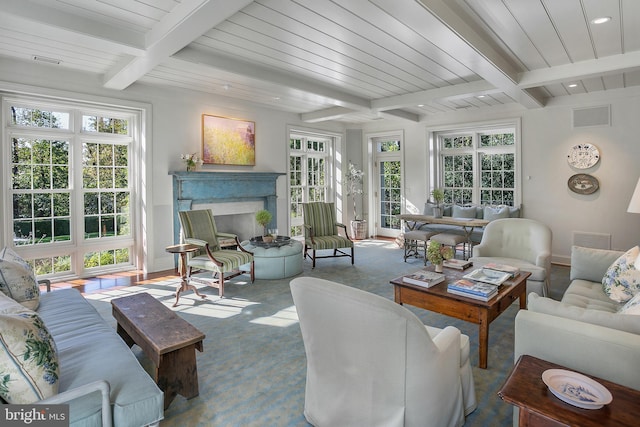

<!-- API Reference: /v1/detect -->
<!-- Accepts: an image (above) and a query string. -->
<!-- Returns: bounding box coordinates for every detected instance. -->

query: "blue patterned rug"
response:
[85,240,569,426]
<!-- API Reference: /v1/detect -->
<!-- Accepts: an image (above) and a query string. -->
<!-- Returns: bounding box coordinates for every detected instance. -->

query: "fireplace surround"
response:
[169,171,285,245]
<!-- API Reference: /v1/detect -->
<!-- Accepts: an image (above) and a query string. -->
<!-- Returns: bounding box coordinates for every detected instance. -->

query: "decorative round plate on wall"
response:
[567,143,600,169]
[568,174,599,195]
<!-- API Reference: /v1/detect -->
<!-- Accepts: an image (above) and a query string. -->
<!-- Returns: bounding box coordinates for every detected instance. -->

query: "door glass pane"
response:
[378,160,401,230]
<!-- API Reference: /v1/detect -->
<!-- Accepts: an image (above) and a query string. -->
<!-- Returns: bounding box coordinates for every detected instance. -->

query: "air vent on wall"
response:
[572,231,611,250]
[32,55,61,65]
[572,105,610,128]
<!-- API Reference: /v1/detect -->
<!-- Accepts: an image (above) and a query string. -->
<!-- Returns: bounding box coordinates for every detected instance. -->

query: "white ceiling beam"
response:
[373,0,544,109]
[300,107,356,123]
[371,80,497,110]
[173,47,373,110]
[0,0,145,55]
[379,109,421,122]
[518,51,640,88]
[103,0,253,90]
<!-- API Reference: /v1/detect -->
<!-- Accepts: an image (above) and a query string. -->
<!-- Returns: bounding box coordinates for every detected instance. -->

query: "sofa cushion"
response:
[483,205,509,221]
[0,293,59,403]
[619,292,640,315]
[602,246,640,303]
[529,293,640,335]
[0,247,40,310]
[452,205,477,219]
[570,246,624,282]
[562,279,622,312]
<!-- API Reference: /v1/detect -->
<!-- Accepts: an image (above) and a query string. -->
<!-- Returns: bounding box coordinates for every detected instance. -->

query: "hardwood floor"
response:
[49,269,179,295]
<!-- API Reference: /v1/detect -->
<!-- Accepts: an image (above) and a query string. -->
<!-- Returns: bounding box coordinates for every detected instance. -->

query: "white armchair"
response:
[469,218,552,296]
[290,277,476,427]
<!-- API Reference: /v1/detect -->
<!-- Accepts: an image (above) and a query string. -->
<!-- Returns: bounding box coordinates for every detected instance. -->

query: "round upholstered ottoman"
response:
[240,239,304,279]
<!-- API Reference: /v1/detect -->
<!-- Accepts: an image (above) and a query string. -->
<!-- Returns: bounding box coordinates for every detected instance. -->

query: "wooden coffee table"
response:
[111,292,206,409]
[390,266,530,368]
[499,355,639,426]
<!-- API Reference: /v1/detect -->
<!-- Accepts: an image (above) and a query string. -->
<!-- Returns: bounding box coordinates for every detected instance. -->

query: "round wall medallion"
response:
[567,143,600,169]
[568,174,599,194]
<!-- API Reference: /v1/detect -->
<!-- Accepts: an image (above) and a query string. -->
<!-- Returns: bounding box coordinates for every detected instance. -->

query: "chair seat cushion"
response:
[470,257,547,282]
[188,250,253,272]
[305,236,354,251]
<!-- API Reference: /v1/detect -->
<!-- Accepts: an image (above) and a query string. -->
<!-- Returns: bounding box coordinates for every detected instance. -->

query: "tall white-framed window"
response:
[432,121,520,206]
[288,132,334,238]
[3,95,140,279]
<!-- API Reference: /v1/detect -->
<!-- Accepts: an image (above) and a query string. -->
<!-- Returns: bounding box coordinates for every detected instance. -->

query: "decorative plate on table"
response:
[541,369,613,409]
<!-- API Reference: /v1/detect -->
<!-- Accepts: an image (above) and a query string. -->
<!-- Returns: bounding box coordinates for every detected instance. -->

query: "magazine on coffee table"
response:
[463,268,511,286]
[402,270,446,288]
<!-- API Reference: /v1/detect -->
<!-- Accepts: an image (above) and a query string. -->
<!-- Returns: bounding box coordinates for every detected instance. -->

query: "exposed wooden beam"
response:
[518,51,640,88]
[173,47,373,110]
[0,0,144,55]
[300,107,356,123]
[103,0,253,90]
[373,0,544,109]
[379,109,421,122]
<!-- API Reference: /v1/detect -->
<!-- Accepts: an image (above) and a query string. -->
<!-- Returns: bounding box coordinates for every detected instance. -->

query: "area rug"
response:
[84,239,541,426]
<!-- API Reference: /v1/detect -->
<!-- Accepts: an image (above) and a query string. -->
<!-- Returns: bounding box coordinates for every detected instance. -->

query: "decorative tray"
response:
[541,369,613,409]
[249,235,291,248]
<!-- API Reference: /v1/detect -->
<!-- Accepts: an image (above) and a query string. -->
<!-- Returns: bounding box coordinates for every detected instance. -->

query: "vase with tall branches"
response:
[346,162,364,220]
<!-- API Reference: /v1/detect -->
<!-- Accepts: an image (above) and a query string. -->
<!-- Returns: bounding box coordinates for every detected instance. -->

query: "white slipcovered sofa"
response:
[514,245,640,392]
[0,244,163,427]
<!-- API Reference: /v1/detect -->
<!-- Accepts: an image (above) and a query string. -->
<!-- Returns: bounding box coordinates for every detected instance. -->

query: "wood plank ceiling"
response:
[1,0,639,124]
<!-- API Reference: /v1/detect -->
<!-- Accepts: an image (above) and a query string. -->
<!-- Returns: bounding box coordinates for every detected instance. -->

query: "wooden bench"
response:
[111,292,206,409]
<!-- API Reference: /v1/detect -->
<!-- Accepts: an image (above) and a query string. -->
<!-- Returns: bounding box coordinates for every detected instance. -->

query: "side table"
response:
[165,243,207,307]
[498,355,639,426]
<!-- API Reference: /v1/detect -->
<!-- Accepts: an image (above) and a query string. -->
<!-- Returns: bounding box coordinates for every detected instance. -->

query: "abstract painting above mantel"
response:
[202,114,255,166]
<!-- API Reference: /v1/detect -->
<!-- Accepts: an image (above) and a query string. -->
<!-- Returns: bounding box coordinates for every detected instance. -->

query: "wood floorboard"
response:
[48,269,179,295]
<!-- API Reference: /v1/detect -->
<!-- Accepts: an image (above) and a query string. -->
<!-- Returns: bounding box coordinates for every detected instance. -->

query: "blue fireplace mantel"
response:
[169,171,285,244]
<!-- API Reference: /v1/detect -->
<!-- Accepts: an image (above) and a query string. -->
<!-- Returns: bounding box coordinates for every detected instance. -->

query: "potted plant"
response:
[430,188,445,218]
[345,162,367,239]
[427,240,454,272]
[255,209,273,242]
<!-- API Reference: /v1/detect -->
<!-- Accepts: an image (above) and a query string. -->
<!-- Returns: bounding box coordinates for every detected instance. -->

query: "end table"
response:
[499,355,639,426]
[165,243,207,307]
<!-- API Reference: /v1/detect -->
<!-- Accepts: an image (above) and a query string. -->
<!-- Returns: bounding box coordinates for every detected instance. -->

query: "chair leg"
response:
[250,261,255,283]
[312,249,316,269]
[218,273,224,298]
[351,247,354,265]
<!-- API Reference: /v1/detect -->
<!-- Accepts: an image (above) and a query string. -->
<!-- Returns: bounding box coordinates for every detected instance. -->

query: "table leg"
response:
[478,310,489,369]
[174,253,207,307]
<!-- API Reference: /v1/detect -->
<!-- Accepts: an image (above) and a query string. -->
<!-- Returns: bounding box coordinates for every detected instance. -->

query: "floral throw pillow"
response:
[0,247,40,310]
[619,292,640,315]
[602,246,640,303]
[0,293,59,403]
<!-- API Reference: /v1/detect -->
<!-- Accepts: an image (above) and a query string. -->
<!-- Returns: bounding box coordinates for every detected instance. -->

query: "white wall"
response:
[362,88,640,263]
[0,59,345,273]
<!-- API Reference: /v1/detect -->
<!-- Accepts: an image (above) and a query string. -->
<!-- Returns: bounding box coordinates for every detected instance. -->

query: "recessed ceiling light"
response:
[222,84,232,90]
[417,104,424,107]
[591,16,611,24]
[568,83,578,88]
[477,95,486,98]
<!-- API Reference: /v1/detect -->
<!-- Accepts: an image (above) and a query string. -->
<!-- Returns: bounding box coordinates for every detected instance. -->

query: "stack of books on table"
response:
[463,268,511,286]
[447,279,499,301]
[482,262,520,278]
[402,270,446,288]
[442,258,473,270]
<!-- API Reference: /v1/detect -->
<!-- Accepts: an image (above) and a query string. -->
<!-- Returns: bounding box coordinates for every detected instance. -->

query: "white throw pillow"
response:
[452,205,477,219]
[484,205,510,221]
[0,293,59,403]
[619,292,640,315]
[602,246,640,303]
[0,247,40,310]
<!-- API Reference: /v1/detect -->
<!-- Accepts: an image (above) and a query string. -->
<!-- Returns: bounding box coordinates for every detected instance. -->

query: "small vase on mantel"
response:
[434,263,443,273]
[186,162,196,172]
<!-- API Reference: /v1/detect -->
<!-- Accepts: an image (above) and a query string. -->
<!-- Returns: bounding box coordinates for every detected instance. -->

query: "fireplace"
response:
[169,171,285,244]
